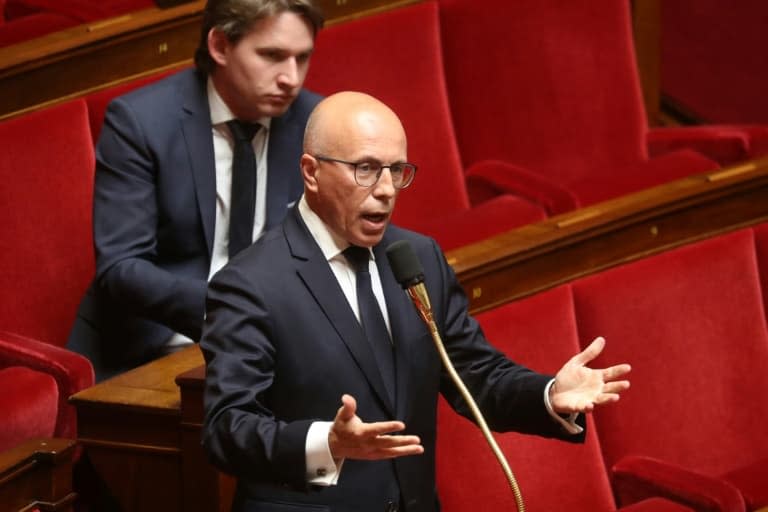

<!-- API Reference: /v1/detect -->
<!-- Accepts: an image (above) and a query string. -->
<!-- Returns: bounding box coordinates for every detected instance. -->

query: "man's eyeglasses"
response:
[313,156,417,189]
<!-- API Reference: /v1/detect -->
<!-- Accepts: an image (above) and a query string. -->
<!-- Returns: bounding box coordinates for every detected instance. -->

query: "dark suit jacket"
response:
[200,207,584,512]
[68,69,321,379]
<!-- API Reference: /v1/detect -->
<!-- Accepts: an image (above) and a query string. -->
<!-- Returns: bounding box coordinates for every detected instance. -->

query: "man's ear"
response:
[208,28,230,67]
[301,154,319,192]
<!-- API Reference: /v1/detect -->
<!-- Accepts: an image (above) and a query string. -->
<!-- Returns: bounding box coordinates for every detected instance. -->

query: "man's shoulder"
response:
[113,68,202,111]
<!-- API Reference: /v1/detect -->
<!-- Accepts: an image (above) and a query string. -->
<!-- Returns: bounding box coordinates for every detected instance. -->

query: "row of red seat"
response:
[1,2,767,510]
[437,224,768,512]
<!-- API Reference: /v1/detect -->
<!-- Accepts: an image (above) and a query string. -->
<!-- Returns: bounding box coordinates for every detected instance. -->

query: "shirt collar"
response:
[207,77,272,130]
[298,196,373,263]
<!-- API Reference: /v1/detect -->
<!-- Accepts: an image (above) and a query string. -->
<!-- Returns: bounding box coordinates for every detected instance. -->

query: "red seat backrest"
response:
[436,285,618,511]
[305,1,471,225]
[572,228,768,476]
[0,99,95,347]
[437,0,648,183]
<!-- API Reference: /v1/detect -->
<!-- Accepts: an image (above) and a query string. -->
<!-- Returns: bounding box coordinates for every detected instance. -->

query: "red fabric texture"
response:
[0,331,94,439]
[572,228,768,509]
[612,456,745,512]
[0,366,58,453]
[0,100,95,440]
[4,0,153,22]
[437,0,721,210]
[436,286,619,511]
[620,499,695,512]
[84,66,182,143]
[752,223,768,324]
[304,1,545,249]
[0,99,95,348]
[648,126,768,166]
[0,11,77,47]
[662,1,768,124]
[721,459,768,511]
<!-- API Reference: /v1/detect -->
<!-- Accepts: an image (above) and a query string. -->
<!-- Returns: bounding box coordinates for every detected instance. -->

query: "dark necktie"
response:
[344,245,396,404]
[227,120,261,258]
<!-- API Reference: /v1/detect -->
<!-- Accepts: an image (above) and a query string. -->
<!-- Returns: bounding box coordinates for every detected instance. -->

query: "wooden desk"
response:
[70,345,203,512]
[0,438,77,512]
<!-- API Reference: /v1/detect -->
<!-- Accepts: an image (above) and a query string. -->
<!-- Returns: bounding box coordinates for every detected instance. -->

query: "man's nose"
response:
[277,58,300,88]
[372,168,397,198]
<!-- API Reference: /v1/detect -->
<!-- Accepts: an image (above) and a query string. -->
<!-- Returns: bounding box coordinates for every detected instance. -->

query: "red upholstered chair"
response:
[0,100,96,444]
[750,222,768,324]
[436,0,766,215]
[436,286,694,512]
[572,228,768,511]
[304,1,546,251]
[0,11,78,47]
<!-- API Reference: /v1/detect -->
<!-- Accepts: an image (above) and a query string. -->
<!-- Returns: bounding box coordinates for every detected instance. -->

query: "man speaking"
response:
[200,91,631,512]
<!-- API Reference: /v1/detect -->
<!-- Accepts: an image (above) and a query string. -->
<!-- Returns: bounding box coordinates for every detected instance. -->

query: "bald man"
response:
[200,92,631,512]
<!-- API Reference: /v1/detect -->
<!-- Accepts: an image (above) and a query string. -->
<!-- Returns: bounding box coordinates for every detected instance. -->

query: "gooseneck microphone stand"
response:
[386,241,525,512]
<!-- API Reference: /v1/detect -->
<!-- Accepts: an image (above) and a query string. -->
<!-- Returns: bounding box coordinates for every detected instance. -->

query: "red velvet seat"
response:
[436,0,766,215]
[572,228,768,511]
[0,100,96,443]
[0,366,58,452]
[304,1,546,250]
[436,285,694,511]
[0,11,78,47]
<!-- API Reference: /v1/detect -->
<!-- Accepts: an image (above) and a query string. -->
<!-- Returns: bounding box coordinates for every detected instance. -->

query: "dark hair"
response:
[194,0,324,74]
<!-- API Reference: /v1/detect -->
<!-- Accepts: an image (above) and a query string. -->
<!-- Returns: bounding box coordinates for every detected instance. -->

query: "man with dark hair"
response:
[68,0,324,380]
[201,91,631,512]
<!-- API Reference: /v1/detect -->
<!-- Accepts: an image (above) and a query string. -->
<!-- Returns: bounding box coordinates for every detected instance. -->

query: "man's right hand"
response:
[328,394,424,461]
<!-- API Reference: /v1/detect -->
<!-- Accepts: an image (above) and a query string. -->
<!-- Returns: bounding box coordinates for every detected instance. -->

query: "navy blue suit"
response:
[69,69,321,379]
[201,207,584,512]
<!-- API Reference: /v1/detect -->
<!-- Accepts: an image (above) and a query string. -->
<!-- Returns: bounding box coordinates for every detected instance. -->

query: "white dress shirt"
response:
[296,197,580,486]
[164,78,272,350]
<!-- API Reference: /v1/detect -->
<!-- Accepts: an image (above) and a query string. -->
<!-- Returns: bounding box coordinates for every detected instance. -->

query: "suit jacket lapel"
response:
[180,71,217,257]
[374,234,427,421]
[284,210,396,416]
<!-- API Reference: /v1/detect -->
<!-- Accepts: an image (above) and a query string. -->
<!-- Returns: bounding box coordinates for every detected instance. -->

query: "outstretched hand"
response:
[550,336,631,414]
[328,394,424,461]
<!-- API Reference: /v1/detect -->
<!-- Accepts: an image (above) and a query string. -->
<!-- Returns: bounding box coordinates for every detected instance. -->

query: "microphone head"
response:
[386,240,425,288]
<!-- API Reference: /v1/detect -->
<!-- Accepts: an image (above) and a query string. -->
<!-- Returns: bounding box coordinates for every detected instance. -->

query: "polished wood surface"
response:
[0,438,77,512]
[70,156,768,511]
[448,157,768,313]
[70,345,203,512]
[0,0,421,121]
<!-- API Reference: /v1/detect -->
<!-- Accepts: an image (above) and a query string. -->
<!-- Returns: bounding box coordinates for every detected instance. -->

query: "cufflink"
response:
[316,468,327,477]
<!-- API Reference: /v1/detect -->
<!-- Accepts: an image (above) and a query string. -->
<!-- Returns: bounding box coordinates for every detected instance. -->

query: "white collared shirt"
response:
[164,79,272,350]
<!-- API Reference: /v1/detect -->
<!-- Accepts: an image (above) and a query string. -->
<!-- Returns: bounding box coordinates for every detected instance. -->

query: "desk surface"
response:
[70,344,203,412]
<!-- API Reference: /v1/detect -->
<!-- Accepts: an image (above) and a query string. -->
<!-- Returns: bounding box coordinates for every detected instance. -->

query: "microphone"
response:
[386,240,525,512]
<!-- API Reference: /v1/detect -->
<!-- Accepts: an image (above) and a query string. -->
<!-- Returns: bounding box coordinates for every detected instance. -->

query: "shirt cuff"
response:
[544,379,584,435]
[305,421,344,486]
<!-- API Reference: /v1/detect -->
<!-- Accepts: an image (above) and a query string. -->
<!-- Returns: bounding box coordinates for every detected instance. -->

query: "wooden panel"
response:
[0,438,77,512]
[0,0,421,121]
[448,158,768,313]
[70,345,204,512]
